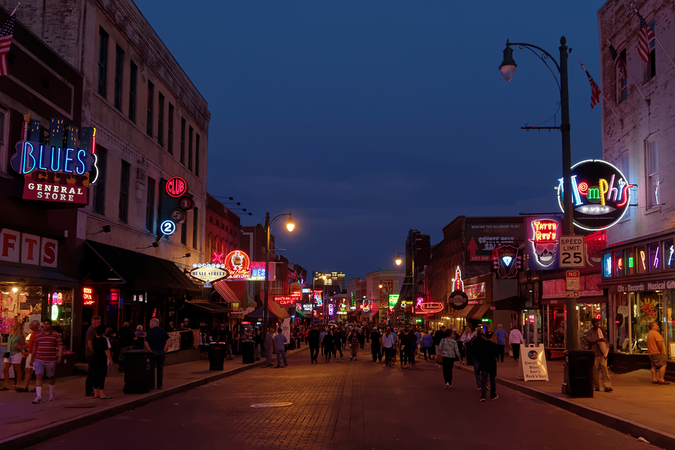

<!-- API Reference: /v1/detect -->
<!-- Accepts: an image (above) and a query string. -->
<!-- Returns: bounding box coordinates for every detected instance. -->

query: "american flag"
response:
[581,63,601,110]
[608,43,628,80]
[0,11,16,76]
[636,11,654,63]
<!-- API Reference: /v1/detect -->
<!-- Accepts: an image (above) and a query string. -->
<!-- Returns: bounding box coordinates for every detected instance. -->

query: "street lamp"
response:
[499,36,576,350]
[395,253,402,266]
[262,212,294,337]
[392,252,414,327]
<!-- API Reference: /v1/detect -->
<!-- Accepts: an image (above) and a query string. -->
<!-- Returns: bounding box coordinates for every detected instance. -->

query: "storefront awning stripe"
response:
[213,281,240,303]
[185,301,231,313]
[469,304,491,320]
[0,264,79,288]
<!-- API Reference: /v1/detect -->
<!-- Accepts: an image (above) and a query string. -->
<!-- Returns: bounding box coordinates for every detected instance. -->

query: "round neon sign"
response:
[557,160,632,231]
[166,176,188,198]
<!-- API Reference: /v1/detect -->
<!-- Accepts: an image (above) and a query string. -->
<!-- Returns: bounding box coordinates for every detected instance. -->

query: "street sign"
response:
[565,291,580,298]
[566,270,581,291]
[559,235,585,268]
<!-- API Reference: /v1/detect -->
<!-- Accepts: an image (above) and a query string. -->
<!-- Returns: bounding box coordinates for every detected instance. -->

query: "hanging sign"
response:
[388,294,399,309]
[557,160,632,231]
[492,244,521,278]
[190,263,229,285]
[274,292,302,306]
[527,217,561,270]
[448,266,468,310]
[224,250,251,279]
[416,302,444,314]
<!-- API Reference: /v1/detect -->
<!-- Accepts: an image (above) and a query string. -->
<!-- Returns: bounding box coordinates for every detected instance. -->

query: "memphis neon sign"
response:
[557,160,632,231]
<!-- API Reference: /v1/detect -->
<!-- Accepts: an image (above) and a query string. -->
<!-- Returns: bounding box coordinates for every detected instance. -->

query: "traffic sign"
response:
[565,291,580,298]
[559,235,585,268]
[566,270,580,291]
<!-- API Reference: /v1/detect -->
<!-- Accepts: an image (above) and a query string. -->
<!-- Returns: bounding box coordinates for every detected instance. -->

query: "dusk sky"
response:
[135,0,606,280]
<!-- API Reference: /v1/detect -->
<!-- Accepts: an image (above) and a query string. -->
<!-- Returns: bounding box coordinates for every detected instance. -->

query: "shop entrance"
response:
[522,309,542,346]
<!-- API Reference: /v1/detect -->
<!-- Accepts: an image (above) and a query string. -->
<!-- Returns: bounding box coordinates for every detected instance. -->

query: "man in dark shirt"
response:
[144,318,170,389]
[118,322,135,366]
[471,329,499,401]
[85,315,101,396]
[307,325,320,364]
[370,328,382,362]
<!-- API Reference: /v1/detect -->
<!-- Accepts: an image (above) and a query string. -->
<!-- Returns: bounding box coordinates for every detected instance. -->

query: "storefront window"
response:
[522,309,542,346]
[545,305,565,348]
[664,290,675,360]
[578,303,606,349]
[636,246,648,273]
[615,251,624,276]
[649,242,661,272]
[615,292,631,353]
[664,239,674,270]
[603,253,612,278]
[633,292,662,353]
[626,248,636,275]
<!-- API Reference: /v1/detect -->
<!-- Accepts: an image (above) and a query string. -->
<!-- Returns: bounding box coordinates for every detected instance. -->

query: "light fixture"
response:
[286,214,295,232]
[12,287,18,293]
[499,42,517,82]
[395,253,402,266]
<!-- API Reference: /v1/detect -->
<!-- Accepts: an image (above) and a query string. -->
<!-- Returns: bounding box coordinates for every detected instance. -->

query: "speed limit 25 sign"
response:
[558,235,585,268]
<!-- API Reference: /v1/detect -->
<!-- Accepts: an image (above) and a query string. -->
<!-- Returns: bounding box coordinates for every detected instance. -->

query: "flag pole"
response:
[580,61,620,121]
[632,4,675,70]
[10,2,19,16]
[606,39,647,101]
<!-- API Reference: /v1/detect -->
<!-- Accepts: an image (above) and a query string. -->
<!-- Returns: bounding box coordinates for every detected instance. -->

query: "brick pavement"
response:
[26,349,663,450]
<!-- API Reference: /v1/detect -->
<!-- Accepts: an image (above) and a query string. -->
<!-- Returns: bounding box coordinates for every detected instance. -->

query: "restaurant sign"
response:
[10,117,97,205]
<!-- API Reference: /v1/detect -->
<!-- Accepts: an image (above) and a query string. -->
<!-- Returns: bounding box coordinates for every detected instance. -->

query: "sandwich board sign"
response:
[518,344,549,381]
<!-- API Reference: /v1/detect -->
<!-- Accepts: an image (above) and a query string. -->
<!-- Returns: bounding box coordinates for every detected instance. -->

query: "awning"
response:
[349,309,362,317]
[449,306,473,319]
[0,264,78,288]
[213,281,240,303]
[185,301,231,314]
[246,300,290,320]
[468,304,491,320]
[493,296,526,311]
[294,309,307,318]
[84,241,200,295]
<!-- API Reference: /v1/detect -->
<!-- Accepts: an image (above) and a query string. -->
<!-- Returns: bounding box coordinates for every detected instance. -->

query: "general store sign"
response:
[0,228,58,267]
[10,117,97,205]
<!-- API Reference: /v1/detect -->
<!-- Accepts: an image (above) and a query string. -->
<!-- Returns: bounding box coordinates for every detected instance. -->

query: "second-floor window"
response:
[119,160,130,223]
[129,61,137,122]
[97,28,109,98]
[114,46,124,110]
[93,147,107,215]
[193,207,199,249]
[158,93,165,146]
[146,177,156,232]
[168,103,174,155]
[146,81,154,137]
[195,133,200,177]
[646,138,659,209]
[180,118,186,165]
[188,126,193,171]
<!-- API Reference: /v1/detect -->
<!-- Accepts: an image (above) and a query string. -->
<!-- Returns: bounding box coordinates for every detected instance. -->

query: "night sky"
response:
[134,0,605,279]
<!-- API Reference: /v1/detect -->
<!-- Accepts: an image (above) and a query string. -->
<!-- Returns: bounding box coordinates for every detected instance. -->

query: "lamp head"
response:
[286,214,295,232]
[395,253,402,266]
[499,42,517,82]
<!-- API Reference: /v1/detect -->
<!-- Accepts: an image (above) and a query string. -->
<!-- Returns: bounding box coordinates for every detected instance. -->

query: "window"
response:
[195,133,200,177]
[193,207,199,249]
[93,147,107,215]
[119,160,130,223]
[146,81,154,137]
[145,177,156,232]
[158,93,165,146]
[644,21,656,81]
[646,138,659,209]
[167,103,174,155]
[129,61,137,122]
[180,118,186,165]
[181,215,188,245]
[0,108,6,173]
[618,49,627,103]
[188,126,193,171]
[114,46,124,110]
[97,28,109,98]
[618,152,631,220]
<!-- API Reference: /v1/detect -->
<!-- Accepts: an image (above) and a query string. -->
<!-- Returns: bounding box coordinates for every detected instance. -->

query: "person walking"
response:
[308,325,320,363]
[17,320,40,393]
[31,319,63,404]
[433,326,446,368]
[471,328,499,402]
[414,328,422,358]
[265,327,275,367]
[494,324,508,363]
[2,322,25,390]
[647,321,670,385]
[421,330,433,360]
[509,325,524,362]
[358,327,366,350]
[319,327,327,357]
[323,329,335,363]
[585,318,612,392]
[273,328,288,368]
[348,329,360,361]
[91,324,114,399]
[404,328,416,367]
[460,326,473,365]
[84,315,102,396]
[334,328,344,358]
[439,328,460,388]
[370,327,382,362]
[381,327,395,367]
[144,318,170,390]
[468,329,485,390]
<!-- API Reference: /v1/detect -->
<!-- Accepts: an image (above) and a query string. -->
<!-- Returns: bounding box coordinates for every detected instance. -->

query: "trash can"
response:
[241,340,255,364]
[563,350,595,398]
[209,343,225,371]
[124,350,154,394]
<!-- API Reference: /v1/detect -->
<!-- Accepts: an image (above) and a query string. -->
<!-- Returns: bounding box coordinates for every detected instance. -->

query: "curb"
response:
[0,347,308,449]
[456,364,675,449]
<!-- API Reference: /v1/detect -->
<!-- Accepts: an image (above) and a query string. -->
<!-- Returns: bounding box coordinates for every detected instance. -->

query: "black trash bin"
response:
[124,350,154,394]
[564,350,595,398]
[209,343,225,370]
[241,340,255,364]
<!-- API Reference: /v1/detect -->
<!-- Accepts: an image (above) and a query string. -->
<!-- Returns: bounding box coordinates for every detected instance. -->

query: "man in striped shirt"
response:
[30,319,63,404]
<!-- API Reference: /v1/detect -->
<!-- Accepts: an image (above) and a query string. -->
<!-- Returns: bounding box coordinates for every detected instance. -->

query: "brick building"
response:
[206,194,242,261]
[598,0,675,375]
[4,0,211,341]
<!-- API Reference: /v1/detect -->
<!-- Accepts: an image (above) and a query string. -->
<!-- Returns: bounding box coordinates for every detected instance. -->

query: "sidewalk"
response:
[0,347,307,448]
[457,357,675,448]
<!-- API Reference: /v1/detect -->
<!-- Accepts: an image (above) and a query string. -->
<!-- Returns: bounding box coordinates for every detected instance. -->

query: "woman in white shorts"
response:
[2,322,25,390]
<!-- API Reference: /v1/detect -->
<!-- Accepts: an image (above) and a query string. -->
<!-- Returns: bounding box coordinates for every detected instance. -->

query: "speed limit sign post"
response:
[559,235,585,268]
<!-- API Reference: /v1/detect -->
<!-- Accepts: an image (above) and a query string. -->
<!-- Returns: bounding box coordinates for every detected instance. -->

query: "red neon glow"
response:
[616,185,631,207]
[91,135,96,155]
[84,300,95,306]
[578,182,589,195]
[152,308,157,318]
[275,293,302,305]
[532,219,558,243]
[617,258,623,270]
[416,302,444,314]
[452,266,463,291]
[224,250,251,279]
[212,252,224,264]
[166,176,188,198]
[110,289,120,305]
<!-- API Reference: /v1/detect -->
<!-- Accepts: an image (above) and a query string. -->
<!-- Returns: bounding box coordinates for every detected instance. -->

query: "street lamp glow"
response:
[499,43,517,82]
[286,215,294,232]
[395,253,402,266]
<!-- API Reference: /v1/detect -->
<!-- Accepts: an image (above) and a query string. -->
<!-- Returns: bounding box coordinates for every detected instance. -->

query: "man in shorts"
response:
[16,320,40,393]
[31,319,63,403]
[647,321,670,385]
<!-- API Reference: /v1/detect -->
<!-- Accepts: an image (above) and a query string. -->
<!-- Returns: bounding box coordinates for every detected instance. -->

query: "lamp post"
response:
[392,252,414,327]
[500,36,577,350]
[262,212,294,338]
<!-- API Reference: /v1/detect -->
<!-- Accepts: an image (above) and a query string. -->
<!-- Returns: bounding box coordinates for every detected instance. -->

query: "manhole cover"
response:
[250,402,293,408]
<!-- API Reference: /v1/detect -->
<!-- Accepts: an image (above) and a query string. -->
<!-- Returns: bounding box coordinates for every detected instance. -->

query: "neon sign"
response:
[448,266,468,310]
[557,160,632,231]
[492,244,521,278]
[452,266,463,292]
[166,176,188,197]
[274,292,302,306]
[527,217,560,270]
[190,263,229,288]
[416,302,444,314]
[361,298,371,313]
[328,304,334,315]
[388,294,399,309]
[224,250,251,279]
[83,287,95,306]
